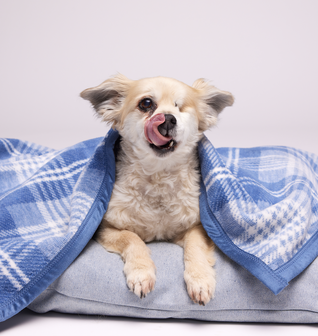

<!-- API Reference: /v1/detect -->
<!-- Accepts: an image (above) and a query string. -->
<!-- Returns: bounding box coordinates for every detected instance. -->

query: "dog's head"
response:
[81,75,233,165]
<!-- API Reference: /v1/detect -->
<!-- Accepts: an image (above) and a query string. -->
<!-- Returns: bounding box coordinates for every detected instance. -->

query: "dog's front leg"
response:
[95,225,156,298]
[174,225,216,305]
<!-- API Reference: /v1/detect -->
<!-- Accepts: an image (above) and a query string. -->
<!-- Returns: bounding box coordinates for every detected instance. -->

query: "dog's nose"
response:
[158,114,177,137]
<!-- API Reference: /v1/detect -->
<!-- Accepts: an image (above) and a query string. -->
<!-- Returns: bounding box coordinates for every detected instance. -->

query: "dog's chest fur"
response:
[104,145,201,242]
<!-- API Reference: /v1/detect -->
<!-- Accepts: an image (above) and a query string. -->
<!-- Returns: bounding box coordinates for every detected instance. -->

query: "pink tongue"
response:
[144,113,172,147]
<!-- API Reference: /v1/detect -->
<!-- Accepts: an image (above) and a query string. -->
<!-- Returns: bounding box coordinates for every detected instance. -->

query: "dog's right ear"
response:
[80,74,132,128]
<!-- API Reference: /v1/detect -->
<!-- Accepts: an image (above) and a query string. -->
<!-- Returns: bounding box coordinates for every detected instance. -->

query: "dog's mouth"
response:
[144,113,177,155]
[149,139,177,155]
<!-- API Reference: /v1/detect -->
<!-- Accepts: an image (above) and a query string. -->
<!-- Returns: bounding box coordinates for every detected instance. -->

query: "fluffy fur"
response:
[81,75,234,305]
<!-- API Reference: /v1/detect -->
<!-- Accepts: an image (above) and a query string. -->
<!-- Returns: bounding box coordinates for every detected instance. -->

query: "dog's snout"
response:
[158,114,177,137]
[165,114,177,126]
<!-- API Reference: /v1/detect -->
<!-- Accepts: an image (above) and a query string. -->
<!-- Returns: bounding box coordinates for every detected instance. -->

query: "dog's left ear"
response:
[193,79,234,131]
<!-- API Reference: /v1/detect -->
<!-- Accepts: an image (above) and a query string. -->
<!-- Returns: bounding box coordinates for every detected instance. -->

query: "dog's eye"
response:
[139,98,153,111]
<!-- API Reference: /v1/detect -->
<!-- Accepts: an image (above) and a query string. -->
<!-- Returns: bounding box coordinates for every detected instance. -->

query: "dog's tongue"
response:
[144,113,172,147]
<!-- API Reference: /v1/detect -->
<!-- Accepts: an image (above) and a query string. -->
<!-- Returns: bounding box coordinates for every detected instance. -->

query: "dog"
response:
[80,75,234,305]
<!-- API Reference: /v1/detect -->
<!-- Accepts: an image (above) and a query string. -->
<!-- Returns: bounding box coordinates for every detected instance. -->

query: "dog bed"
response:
[1,129,318,322]
[28,239,318,323]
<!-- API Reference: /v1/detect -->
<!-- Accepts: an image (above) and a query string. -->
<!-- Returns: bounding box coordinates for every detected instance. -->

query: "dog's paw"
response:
[124,259,156,298]
[184,266,216,306]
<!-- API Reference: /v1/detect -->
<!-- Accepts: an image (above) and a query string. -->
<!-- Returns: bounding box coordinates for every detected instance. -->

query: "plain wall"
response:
[1,0,317,153]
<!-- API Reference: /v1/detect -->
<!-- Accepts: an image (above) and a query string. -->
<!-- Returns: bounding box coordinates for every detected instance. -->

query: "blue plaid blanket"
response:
[1,129,318,321]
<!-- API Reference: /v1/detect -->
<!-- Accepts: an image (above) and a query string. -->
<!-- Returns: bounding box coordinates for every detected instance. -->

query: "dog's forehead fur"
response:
[125,76,197,109]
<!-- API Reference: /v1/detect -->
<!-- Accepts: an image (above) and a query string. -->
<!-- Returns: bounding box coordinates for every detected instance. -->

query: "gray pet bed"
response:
[28,240,318,323]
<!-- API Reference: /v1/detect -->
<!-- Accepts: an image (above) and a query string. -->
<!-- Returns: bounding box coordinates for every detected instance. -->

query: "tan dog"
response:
[81,75,234,305]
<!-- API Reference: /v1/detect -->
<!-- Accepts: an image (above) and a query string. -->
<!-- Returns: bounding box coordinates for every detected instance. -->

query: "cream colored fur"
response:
[81,75,233,305]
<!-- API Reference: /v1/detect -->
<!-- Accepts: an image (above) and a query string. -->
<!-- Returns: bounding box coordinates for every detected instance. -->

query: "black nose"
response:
[158,114,177,137]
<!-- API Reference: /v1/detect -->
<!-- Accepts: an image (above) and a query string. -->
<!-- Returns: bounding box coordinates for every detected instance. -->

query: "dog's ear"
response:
[80,74,132,128]
[193,78,234,131]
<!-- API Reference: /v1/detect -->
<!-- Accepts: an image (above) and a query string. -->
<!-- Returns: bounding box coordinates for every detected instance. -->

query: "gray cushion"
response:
[28,240,318,323]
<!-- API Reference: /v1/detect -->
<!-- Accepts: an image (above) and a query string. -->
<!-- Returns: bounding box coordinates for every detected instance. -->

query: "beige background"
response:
[1,0,317,153]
